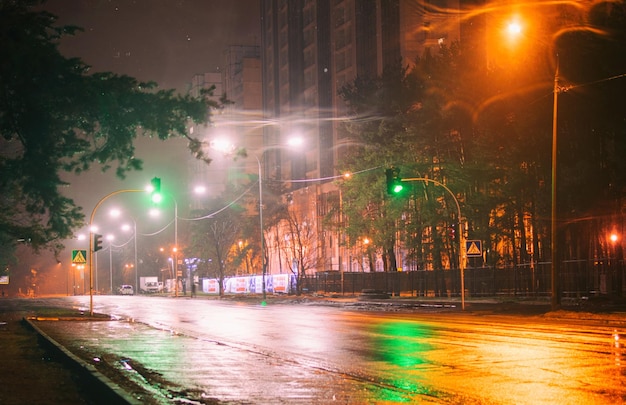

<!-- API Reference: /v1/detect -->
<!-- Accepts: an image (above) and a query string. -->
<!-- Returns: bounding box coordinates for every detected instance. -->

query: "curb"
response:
[23,317,141,405]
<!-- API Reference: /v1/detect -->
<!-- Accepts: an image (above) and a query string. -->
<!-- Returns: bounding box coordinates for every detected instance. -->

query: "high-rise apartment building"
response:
[187,71,227,209]
[187,46,263,211]
[259,0,462,273]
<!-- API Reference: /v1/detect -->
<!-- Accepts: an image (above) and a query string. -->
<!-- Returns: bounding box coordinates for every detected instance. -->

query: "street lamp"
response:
[253,141,303,304]
[208,137,303,303]
[502,16,561,310]
[87,188,152,315]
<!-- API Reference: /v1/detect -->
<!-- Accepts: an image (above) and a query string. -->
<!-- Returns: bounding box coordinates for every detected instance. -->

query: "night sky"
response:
[45,0,261,91]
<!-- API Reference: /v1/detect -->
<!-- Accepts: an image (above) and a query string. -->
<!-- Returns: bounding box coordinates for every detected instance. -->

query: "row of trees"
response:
[329,2,626,279]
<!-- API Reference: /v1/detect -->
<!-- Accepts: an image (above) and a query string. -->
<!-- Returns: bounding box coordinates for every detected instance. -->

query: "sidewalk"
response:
[0,299,96,405]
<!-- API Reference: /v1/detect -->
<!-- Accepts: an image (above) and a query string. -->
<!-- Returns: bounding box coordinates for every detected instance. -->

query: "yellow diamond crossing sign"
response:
[72,249,87,264]
[465,240,482,257]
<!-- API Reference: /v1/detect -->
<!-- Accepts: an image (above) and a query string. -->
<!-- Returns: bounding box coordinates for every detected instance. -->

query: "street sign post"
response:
[71,249,87,264]
[466,240,482,257]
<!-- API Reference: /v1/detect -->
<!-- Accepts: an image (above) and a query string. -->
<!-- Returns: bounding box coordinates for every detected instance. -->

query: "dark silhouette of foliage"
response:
[0,0,216,264]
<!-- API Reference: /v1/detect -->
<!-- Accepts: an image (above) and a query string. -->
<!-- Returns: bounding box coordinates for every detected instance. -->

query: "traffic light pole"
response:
[400,177,466,310]
[88,189,144,316]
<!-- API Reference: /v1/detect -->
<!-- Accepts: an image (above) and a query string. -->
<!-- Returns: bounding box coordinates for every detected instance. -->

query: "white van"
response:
[118,285,134,295]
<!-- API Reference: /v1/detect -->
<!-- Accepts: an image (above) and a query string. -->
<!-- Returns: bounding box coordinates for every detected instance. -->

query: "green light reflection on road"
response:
[370,320,441,402]
[373,321,432,367]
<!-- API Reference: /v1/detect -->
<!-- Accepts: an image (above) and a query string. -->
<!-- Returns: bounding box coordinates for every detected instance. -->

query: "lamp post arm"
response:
[400,177,465,310]
[88,189,144,316]
[400,178,461,222]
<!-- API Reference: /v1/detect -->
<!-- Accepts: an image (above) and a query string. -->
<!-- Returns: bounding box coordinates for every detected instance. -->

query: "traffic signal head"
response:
[448,223,461,245]
[93,233,103,252]
[150,177,162,203]
[385,167,404,195]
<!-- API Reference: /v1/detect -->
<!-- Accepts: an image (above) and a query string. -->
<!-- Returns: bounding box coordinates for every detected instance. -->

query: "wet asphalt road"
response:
[33,296,626,404]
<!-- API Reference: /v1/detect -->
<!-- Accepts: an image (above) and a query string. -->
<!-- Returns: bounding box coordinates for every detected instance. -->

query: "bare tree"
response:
[277,206,321,295]
[188,200,242,296]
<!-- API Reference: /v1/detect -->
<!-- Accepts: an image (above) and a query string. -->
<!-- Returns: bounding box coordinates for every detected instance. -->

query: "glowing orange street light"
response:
[501,14,561,310]
[506,19,522,37]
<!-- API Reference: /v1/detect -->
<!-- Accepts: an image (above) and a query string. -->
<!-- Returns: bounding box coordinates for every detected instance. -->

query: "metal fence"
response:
[301,259,625,299]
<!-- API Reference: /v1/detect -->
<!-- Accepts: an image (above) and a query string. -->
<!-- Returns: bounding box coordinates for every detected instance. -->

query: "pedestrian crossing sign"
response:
[465,240,482,257]
[72,249,87,264]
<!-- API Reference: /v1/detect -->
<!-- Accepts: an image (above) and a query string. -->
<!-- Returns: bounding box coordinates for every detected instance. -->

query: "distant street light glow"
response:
[287,137,304,147]
[506,20,522,36]
[210,138,236,154]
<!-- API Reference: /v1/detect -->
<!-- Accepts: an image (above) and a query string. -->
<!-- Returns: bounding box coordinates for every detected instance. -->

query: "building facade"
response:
[259,0,463,275]
[187,46,263,212]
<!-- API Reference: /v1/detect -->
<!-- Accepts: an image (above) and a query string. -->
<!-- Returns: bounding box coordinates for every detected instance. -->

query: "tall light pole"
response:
[399,177,465,310]
[255,140,303,302]
[504,17,561,309]
[107,235,114,293]
[551,56,560,310]
[152,196,178,296]
[208,138,303,304]
[121,220,138,293]
[255,154,266,303]
[207,140,266,301]
[171,198,179,297]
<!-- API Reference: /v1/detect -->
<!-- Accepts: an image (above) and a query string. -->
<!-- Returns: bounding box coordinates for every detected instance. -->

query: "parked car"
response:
[118,285,134,295]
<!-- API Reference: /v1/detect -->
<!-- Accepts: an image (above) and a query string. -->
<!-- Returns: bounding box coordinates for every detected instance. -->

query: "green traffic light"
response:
[385,167,404,195]
[150,177,162,203]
